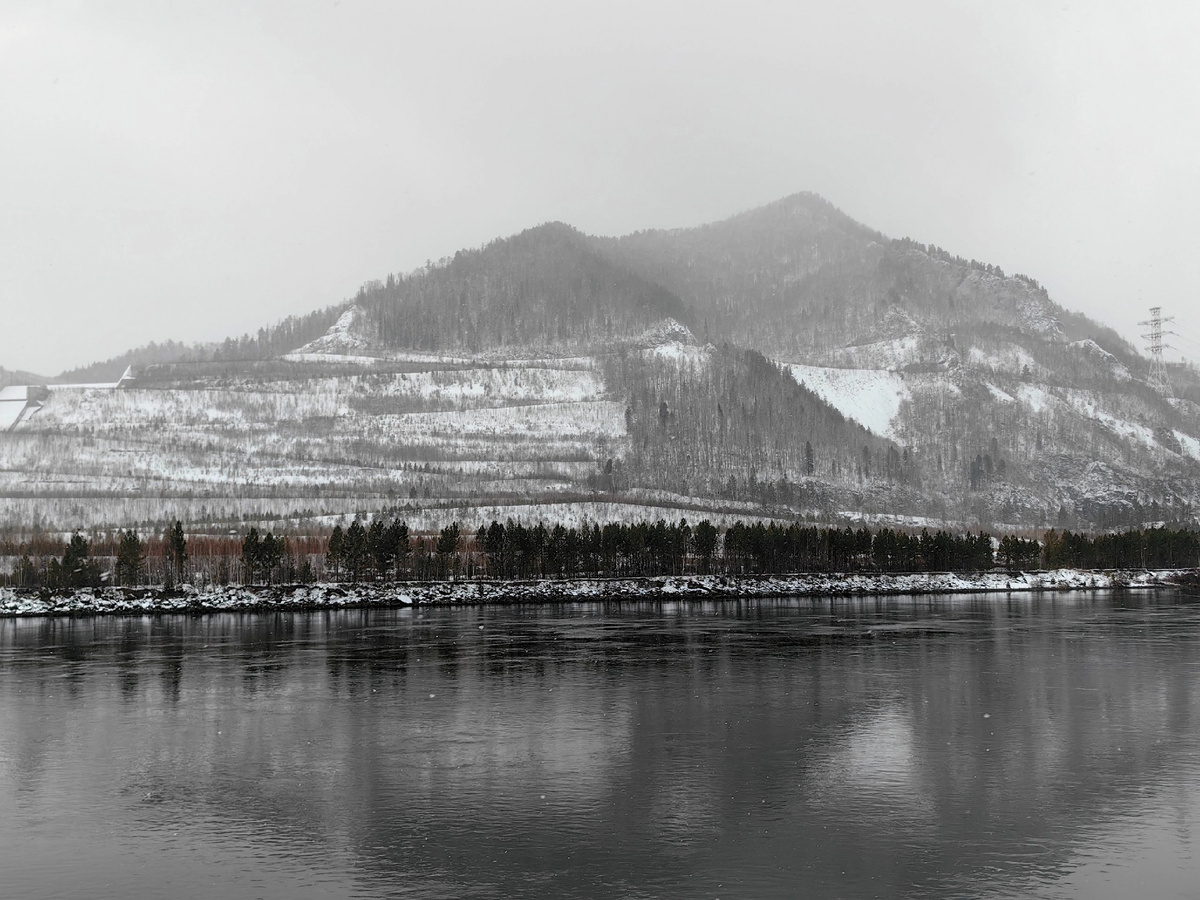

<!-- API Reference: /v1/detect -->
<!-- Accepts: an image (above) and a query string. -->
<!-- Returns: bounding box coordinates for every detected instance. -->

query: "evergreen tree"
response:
[258,533,283,583]
[368,520,393,581]
[437,523,461,579]
[327,525,344,580]
[115,529,144,586]
[62,532,98,588]
[242,528,261,584]
[388,519,410,580]
[344,520,368,582]
[166,520,188,582]
[693,520,718,573]
[479,520,505,578]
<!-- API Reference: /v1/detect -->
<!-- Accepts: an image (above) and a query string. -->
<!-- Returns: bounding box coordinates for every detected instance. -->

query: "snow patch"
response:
[281,352,382,366]
[384,367,605,404]
[985,383,1015,404]
[1016,384,1051,414]
[967,345,1038,375]
[787,365,911,438]
[292,306,369,355]
[1174,430,1200,462]
[638,319,711,370]
[383,350,479,366]
[647,342,712,370]
[1065,392,1156,448]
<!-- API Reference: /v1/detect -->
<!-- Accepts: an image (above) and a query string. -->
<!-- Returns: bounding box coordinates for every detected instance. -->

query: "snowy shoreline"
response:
[0,569,1193,618]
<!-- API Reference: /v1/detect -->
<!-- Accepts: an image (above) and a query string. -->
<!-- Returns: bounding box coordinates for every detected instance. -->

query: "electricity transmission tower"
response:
[1138,306,1174,395]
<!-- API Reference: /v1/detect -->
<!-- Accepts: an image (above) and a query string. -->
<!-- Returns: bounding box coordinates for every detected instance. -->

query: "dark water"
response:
[1,593,1198,899]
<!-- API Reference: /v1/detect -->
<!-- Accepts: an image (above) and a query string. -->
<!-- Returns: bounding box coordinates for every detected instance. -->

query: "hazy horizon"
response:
[4,0,1200,375]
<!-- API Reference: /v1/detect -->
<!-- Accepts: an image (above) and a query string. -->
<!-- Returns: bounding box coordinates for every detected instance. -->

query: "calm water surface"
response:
[1,592,1198,899]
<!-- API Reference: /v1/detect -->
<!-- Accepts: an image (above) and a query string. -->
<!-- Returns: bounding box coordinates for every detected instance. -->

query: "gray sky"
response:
[3,0,1199,375]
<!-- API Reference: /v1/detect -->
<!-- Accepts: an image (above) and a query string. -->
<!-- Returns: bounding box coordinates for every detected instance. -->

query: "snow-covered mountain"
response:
[3,195,1198,533]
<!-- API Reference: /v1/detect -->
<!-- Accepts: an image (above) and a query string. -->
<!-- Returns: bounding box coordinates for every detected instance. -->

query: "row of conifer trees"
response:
[4,519,1197,590]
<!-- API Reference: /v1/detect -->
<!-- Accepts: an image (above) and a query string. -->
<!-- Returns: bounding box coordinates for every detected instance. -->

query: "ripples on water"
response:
[0,593,1197,899]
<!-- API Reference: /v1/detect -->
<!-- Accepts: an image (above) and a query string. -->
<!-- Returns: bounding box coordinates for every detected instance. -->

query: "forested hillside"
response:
[0,366,48,389]
[594,194,1067,358]
[610,342,918,512]
[349,222,690,355]
[55,304,348,384]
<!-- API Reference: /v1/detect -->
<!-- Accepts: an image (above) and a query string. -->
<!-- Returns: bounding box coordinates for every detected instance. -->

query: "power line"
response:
[1138,306,1175,394]
[1168,330,1200,355]
[1167,331,1200,367]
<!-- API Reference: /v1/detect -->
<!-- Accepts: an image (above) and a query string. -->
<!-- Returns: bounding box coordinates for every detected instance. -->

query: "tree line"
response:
[1042,527,1200,570]
[3,520,1196,590]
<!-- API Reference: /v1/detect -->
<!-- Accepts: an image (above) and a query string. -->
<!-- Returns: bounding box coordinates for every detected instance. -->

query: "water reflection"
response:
[0,593,1197,899]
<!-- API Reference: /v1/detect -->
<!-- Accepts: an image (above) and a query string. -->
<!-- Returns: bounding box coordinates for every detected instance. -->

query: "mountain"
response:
[2,194,1198,535]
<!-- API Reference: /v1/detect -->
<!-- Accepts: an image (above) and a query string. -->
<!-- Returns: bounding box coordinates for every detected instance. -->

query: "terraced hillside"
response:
[0,353,624,531]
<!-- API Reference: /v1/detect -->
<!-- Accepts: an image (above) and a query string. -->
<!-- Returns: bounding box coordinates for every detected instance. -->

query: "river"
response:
[1,591,1197,898]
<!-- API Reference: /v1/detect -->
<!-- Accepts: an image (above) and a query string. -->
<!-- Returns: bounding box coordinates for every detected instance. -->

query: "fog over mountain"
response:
[3,2,1200,376]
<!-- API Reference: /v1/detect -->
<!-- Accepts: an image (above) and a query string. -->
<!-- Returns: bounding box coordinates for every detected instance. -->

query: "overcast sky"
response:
[3,0,1199,374]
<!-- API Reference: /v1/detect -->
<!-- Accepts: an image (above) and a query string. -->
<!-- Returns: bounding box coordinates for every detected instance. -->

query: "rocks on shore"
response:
[0,568,1188,618]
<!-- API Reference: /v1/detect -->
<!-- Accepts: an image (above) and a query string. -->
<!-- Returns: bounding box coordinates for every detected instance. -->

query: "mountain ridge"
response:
[41,193,1138,380]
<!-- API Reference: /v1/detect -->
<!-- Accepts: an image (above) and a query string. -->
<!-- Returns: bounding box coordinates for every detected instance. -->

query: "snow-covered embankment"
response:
[0,569,1190,618]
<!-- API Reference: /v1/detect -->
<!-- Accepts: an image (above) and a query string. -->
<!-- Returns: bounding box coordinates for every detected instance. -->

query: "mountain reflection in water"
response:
[0,593,1197,899]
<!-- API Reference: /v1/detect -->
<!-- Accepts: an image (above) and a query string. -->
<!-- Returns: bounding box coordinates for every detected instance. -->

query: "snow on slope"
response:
[1,348,631,530]
[967,345,1038,376]
[27,367,607,430]
[30,385,345,428]
[1174,430,1200,462]
[647,341,711,370]
[365,400,626,442]
[638,319,712,370]
[291,306,369,355]
[0,398,26,431]
[787,365,911,438]
[281,352,381,366]
[1068,339,1132,381]
[376,367,605,404]
[986,383,1015,403]
[1016,384,1050,413]
[1065,391,1157,448]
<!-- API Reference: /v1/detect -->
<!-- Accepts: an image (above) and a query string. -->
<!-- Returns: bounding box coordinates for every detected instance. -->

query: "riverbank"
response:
[0,568,1193,617]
